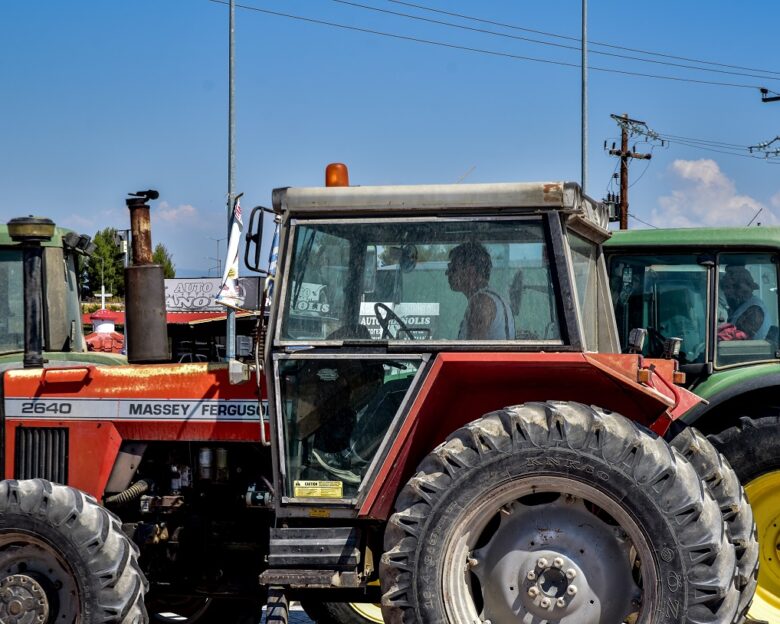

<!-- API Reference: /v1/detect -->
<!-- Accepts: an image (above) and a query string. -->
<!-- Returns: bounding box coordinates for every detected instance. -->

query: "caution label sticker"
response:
[293,480,343,498]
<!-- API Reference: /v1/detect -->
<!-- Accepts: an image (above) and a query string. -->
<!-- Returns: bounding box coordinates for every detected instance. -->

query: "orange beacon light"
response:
[325,163,350,187]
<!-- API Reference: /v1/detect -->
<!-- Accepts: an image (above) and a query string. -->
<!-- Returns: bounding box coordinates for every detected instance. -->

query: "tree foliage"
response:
[83,231,175,297]
[153,243,176,278]
[84,228,125,298]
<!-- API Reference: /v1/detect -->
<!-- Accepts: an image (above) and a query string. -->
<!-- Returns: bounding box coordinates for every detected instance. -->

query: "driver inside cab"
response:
[447,241,515,340]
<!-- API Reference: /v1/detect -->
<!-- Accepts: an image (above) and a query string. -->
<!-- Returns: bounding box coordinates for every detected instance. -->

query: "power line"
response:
[207,1,763,91]
[651,133,748,149]
[660,139,768,160]
[331,0,780,83]
[387,0,780,78]
[627,212,659,229]
[611,115,780,161]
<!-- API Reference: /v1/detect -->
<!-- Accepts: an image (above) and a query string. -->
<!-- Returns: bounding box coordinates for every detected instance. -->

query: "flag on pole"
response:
[264,220,280,309]
[216,194,246,309]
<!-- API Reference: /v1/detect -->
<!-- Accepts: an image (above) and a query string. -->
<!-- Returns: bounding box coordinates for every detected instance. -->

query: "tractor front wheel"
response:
[381,402,740,624]
[0,478,148,623]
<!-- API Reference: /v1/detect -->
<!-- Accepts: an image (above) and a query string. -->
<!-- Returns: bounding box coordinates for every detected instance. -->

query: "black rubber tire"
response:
[380,401,740,624]
[0,478,148,623]
[708,415,780,483]
[671,427,759,623]
[302,600,383,624]
[708,413,780,624]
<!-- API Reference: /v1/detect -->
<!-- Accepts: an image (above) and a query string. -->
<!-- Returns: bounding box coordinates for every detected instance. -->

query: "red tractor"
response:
[0,170,758,623]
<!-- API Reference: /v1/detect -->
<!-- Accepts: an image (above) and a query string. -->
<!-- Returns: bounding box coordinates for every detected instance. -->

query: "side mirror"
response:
[363,246,377,294]
[244,206,273,275]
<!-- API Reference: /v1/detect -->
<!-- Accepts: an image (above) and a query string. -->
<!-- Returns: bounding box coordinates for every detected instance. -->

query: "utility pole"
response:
[760,88,780,103]
[608,114,652,230]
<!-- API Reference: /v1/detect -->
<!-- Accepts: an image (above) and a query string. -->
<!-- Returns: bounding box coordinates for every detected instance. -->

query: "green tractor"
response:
[0,217,125,371]
[606,226,780,623]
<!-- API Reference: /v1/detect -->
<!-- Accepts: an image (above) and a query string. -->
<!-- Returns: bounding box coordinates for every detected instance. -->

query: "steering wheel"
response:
[374,303,414,339]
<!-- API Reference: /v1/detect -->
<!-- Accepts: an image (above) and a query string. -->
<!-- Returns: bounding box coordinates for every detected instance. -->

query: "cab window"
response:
[0,249,24,353]
[608,254,708,364]
[279,219,561,343]
[278,357,421,499]
[716,254,779,367]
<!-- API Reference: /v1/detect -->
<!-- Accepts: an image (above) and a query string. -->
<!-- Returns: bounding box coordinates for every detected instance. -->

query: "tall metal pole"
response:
[226,0,236,360]
[581,0,588,193]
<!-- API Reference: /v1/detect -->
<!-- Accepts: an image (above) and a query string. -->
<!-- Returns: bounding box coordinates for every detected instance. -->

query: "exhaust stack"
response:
[125,190,169,363]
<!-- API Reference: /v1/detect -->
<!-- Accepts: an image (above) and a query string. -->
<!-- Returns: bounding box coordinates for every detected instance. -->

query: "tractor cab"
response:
[0,219,104,369]
[256,178,620,507]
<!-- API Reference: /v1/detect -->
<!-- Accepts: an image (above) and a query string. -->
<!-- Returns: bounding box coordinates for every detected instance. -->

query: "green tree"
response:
[153,243,176,278]
[85,228,125,298]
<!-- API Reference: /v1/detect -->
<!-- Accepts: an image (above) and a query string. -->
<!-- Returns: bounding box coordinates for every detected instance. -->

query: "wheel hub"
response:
[0,535,80,623]
[0,574,49,624]
[746,470,780,622]
[465,490,641,623]
[524,555,579,611]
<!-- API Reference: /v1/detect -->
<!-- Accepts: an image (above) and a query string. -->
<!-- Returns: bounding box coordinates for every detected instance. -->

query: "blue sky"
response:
[2,1,779,276]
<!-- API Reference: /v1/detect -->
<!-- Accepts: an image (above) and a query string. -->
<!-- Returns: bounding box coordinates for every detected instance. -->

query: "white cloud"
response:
[651,159,778,227]
[154,201,199,223]
[63,213,95,229]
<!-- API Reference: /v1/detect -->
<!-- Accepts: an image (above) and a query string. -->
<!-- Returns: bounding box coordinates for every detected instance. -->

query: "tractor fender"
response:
[360,352,699,520]
[681,366,780,426]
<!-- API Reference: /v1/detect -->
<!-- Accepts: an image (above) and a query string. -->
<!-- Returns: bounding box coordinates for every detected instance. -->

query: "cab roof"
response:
[273,181,609,236]
[605,226,780,250]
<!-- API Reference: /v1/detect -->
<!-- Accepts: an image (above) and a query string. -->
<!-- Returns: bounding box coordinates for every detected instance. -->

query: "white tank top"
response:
[458,288,516,340]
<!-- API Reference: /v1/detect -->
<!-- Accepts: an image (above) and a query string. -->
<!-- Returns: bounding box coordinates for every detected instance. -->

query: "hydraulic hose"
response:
[104,479,152,506]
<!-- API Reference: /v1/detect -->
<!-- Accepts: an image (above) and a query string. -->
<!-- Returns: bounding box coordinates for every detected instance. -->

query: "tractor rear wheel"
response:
[671,426,758,622]
[302,600,383,624]
[381,402,740,624]
[0,478,148,623]
[709,414,780,623]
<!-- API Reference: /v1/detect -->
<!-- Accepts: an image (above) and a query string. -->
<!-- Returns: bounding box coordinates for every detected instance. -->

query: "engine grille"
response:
[15,427,69,484]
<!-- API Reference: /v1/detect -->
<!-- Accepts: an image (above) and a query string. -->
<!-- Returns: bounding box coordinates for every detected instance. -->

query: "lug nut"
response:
[565,568,577,580]
[528,586,540,598]
[556,597,566,608]
[540,597,551,608]
[526,570,537,581]
[567,585,578,596]
[537,557,549,568]
[553,557,564,568]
